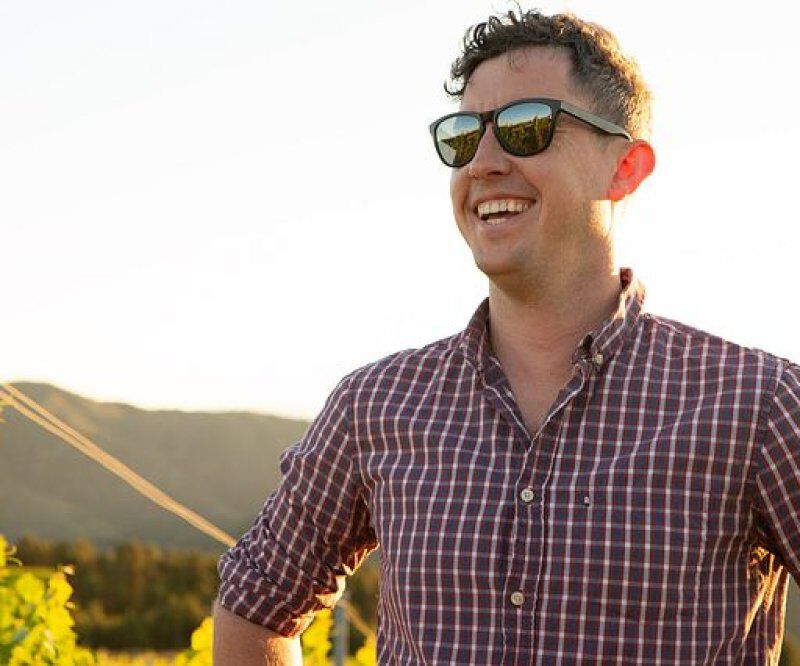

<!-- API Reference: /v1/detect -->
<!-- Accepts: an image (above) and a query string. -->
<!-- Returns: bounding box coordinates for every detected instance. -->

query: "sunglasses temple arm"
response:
[562,103,632,141]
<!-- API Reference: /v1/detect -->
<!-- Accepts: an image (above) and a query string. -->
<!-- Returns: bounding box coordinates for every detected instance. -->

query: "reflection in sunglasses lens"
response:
[496,102,553,156]
[436,115,482,167]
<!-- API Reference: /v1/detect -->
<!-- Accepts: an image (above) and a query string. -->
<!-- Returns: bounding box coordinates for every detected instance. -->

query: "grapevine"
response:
[0,534,96,665]
[1,533,376,664]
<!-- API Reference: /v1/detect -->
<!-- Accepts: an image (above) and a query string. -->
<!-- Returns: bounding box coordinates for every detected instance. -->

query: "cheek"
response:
[538,165,588,209]
[450,170,467,213]
[565,148,611,198]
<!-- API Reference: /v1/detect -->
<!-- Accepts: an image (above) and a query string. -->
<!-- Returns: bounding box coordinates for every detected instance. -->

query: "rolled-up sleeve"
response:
[752,360,800,582]
[217,371,378,636]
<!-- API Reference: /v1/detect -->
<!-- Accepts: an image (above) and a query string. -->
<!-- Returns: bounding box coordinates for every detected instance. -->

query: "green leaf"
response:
[47,573,73,608]
[190,617,213,651]
[15,573,45,605]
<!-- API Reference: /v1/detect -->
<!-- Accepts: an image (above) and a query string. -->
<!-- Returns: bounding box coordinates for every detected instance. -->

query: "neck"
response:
[488,266,622,375]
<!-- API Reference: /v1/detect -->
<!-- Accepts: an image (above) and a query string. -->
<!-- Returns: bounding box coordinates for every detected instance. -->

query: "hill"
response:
[0,382,309,551]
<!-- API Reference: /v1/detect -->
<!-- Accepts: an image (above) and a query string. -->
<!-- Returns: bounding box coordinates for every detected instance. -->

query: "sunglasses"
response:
[429,98,632,168]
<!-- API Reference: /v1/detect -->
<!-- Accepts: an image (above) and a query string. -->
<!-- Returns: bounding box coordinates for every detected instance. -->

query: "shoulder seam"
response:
[347,335,464,386]
[749,354,786,502]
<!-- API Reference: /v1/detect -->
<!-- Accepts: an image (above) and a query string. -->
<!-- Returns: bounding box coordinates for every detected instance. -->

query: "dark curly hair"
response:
[446,9,652,139]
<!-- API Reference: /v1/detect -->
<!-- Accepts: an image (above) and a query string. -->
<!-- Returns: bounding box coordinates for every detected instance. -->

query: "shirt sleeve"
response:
[752,360,800,582]
[216,371,378,636]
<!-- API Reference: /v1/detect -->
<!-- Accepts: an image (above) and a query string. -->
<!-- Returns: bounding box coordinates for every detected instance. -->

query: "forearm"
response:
[212,600,303,665]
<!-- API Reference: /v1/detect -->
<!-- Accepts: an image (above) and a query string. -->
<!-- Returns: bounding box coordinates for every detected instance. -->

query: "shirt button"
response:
[592,352,604,367]
[510,591,525,606]
[520,488,535,503]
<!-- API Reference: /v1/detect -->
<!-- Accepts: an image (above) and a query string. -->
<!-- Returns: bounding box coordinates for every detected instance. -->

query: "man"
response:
[214,9,800,664]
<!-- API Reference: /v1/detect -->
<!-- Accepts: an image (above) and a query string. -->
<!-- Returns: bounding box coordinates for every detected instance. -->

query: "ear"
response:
[606,140,656,202]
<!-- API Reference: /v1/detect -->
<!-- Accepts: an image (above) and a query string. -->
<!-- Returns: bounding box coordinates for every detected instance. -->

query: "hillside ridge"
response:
[0,381,309,551]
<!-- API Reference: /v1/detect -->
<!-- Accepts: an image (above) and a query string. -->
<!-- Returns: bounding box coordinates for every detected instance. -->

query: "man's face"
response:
[450,47,622,292]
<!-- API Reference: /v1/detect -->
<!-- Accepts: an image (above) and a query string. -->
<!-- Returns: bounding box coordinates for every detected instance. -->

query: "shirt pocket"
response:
[582,479,710,623]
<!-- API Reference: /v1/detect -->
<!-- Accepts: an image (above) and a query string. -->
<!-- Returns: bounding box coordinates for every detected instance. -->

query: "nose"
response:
[467,123,512,179]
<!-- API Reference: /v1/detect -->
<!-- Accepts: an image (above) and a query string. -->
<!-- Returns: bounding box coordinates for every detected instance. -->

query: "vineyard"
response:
[0,534,376,665]
[0,384,380,663]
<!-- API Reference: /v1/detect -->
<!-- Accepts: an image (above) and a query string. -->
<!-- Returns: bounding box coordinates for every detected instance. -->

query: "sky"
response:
[3,0,800,420]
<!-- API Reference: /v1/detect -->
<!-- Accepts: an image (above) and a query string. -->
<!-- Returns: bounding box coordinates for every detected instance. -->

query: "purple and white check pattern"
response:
[218,267,800,664]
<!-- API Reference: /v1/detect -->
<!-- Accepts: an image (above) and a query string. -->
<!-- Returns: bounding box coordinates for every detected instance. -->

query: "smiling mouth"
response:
[475,198,535,226]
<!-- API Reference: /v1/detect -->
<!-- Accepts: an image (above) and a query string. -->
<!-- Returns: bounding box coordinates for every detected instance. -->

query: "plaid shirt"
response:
[218,267,800,664]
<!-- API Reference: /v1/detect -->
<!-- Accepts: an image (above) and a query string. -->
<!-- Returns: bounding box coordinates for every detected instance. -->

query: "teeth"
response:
[477,198,533,220]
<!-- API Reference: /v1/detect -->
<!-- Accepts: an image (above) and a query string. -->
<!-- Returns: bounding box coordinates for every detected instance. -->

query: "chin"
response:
[474,258,519,282]
[472,248,530,278]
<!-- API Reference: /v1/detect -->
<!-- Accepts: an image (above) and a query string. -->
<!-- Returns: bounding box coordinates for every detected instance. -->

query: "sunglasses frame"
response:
[429,97,633,168]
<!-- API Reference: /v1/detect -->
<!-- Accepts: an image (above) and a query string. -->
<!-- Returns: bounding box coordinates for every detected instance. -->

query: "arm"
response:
[752,360,800,582]
[215,372,379,654]
[212,600,302,665]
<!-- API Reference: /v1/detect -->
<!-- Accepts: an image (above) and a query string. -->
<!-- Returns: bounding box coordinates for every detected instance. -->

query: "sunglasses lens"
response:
[434,115,482,167]
[496,102,554,156]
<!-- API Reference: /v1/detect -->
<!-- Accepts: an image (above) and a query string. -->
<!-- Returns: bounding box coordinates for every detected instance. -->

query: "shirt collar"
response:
[458,267,646,374]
